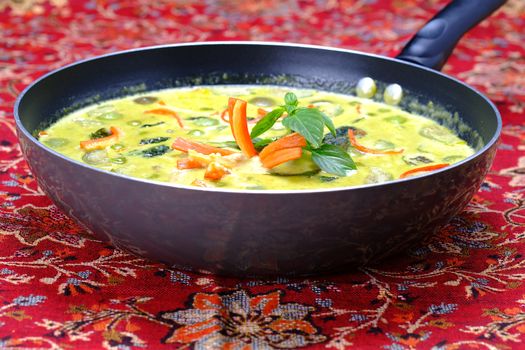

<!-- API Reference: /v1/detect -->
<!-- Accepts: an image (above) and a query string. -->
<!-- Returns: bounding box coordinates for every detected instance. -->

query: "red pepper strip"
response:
[144,108,184,128]
[172,137,235,156]
[220,108,229,123]
[204,161,229,181]
[259,133,307,161]
[399,163,450,179]
[348,129,404,155]
[261,147,303,169]
[80,126,122,151]
[230,99,257,157]
[227,97,242,138]
[177,157,207,170]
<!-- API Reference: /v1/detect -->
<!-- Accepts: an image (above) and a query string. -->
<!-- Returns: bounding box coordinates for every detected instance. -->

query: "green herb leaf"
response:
[252,137,279,150]
[283,107,325,148]
[284,92,298,107]
[310,144,356,176]
[250,107,285,138]
[321,112,336,136]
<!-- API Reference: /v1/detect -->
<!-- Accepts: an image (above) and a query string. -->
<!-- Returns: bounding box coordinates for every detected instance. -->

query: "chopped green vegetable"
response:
[187,129,205,137]
[138,145,170,158]
[140,121,165,128]
[319,175,339,182]
[90,128,111,139]
[139,137,170,145]
[189,116,219,126]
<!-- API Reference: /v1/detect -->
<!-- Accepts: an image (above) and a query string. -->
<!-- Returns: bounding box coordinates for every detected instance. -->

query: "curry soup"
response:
[39,85,474,190]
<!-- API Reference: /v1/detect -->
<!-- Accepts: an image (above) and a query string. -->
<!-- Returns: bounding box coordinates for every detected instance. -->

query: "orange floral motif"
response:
[160,290,326,348]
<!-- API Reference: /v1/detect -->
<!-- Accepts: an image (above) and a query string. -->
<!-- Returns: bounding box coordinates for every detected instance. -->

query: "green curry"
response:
[40,84,474,190]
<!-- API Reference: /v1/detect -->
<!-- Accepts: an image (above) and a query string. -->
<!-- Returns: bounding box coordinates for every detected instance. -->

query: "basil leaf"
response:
[252,137,279,150]
[321,112,336,136]
[283,107,325,148]
[250,107,284,139]
[284,92,298,107]
[310,144,356,176]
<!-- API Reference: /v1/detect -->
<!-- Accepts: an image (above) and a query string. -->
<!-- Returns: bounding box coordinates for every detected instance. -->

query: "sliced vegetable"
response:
[90,128,112,139]
[140,137,170,145]
[399,163,449,179]
[177,157,207,170]
[249,96,276,107]
[365,167,393,184]
[402,154,433,166]
[204,162,229,181]
[145,108,184,128]
[82,149,109,165]
[140,145,170,158]
[133,96,158,105]
[259,133,306,160]
[419,124,458,145]
[348,129,403,155]
[270,151,320,176]
[261,147,303,169]
[189,116,219,127]
[323,126,365,149]
[141,121,165,128]
[80,126,122,151]
[172,137,236,156]
[229,99,257,157]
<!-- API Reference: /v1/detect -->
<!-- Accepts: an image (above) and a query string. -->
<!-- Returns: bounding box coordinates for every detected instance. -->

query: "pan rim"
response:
[13,41,503,195]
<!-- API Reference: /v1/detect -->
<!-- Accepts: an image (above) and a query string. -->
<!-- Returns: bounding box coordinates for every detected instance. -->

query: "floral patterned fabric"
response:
[1,0,524,349]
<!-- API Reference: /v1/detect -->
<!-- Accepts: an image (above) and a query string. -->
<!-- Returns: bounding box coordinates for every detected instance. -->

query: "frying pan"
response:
[14,0,505,276]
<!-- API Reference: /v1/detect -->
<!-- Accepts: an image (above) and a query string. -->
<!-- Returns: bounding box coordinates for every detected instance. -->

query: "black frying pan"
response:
[14,0,504,276]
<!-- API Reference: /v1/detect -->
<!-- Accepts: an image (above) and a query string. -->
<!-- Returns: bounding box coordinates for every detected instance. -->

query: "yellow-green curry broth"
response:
[40,85,475,190]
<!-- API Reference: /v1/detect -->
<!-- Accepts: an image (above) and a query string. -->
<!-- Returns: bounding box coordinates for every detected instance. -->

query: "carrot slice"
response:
[230,99,257,157]
[348,129,403,155]
[259,133,307,161]
[177,157,207,170]
[145,108,184,128]
[80,126,122,151]
[399,163,450,179]
[172,137,235,156]
[261,147,303,169]
[204,162,229,181]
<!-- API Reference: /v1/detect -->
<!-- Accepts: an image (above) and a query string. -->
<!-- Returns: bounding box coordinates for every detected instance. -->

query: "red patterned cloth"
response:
[1,0,524,349]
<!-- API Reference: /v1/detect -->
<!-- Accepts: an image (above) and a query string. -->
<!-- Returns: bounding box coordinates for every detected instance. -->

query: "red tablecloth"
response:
[1,0,524,349]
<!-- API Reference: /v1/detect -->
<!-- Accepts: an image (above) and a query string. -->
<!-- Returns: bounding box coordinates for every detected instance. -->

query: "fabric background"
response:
[0,0,524,349]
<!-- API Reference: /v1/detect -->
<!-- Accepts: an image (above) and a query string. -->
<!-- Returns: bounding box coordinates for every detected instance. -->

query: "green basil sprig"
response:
[251,92,356,176]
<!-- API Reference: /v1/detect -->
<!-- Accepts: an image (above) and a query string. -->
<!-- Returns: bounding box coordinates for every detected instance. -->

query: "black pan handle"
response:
[396,0,506,70]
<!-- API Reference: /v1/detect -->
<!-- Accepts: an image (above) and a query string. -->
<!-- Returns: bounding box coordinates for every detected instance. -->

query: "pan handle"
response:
[396,0,506,70]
